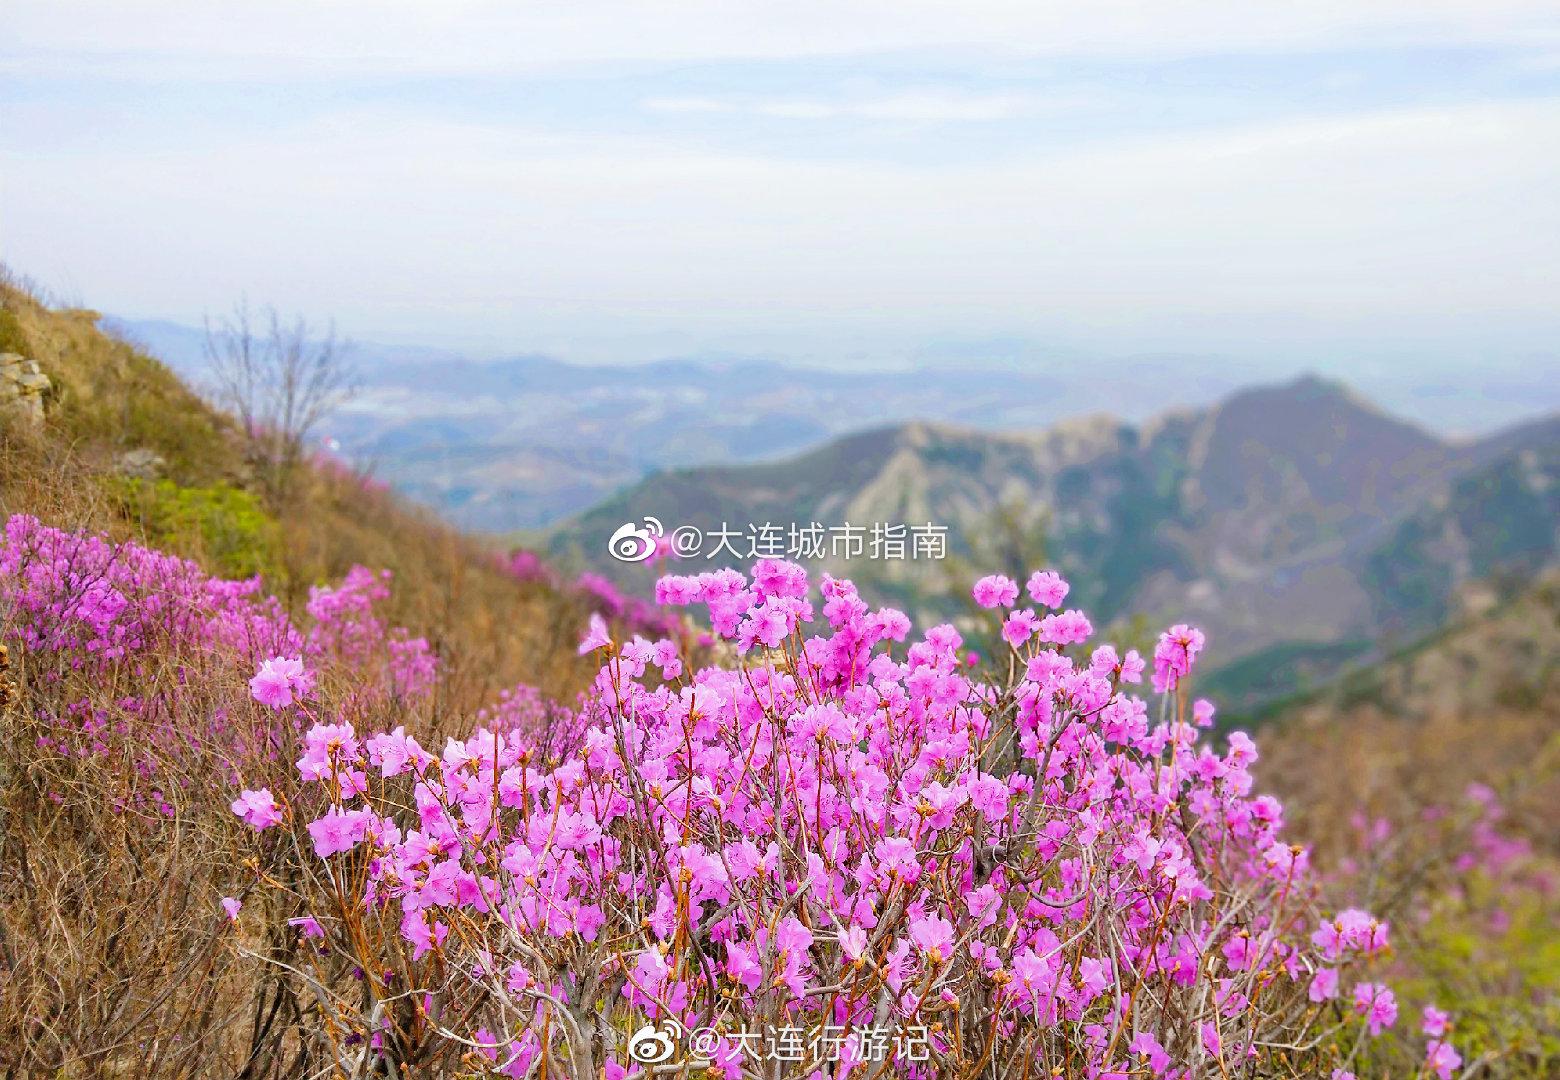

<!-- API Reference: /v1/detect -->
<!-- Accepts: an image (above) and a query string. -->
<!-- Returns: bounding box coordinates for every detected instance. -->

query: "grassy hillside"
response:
[1264,573,1557,834]
[0,274,638,1077]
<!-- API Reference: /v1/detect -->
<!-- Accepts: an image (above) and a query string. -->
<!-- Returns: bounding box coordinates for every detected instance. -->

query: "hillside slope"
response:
[0,272,599,705]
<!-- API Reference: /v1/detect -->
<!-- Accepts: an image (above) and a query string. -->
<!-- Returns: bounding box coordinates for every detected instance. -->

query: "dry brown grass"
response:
[1256,582,1560,1077]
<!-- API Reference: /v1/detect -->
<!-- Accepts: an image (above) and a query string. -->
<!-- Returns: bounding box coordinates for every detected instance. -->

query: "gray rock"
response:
[0,353,49,424]
[115,447,167,480]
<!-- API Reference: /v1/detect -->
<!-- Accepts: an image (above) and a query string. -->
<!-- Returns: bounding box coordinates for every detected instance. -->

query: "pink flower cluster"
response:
[0,517,436,704]
[501,546,683,640]
[250,657,312,708]
[304,566,437,701]
[0,513,299,665]
[2,511,1480,1077]
[0,516,438,793]
[253,558,1444,1078]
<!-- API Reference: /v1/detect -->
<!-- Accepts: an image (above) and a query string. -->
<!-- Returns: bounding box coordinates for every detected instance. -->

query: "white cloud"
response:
[7,96,1557,360]
[644,90,1054,123]
[641,97,740,115]
[6,0,1560,78]
[5,3,1559,366]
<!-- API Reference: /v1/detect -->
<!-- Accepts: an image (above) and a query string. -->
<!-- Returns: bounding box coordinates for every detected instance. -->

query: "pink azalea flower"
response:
[577,613,611,655]
[365,726,427,777]
[1002,608,1039,648]
[1308,967,1339,1002]
[1424,1039,1462,1079]
[297,722,359,782]
[724,940,762,990]
[840,925,868,962]
[249,656,312,709]
[1152,624,1205,693]
[1025,570,1069,608]
[221,896,242,921]
[401,908,447,959]
[307,806,367,857]
[1353,982,1398,1035]
[909,914,955,963]
[971,575,1019,609]
[1038,609,1092,646]
[230,787,283,830]
[288,916,325,940]
[1129,1031,1171,1076]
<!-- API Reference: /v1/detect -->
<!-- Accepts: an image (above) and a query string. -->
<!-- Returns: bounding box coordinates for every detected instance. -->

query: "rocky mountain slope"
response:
[555,376,1559,694]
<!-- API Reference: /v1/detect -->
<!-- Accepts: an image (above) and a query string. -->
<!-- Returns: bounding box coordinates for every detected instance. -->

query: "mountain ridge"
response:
[552,375,1558,702]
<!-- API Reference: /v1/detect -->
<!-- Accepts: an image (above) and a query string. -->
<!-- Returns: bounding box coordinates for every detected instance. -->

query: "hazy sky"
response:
[5,2,1560,393]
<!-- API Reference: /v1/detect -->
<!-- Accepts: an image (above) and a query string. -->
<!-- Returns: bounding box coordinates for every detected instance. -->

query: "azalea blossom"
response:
[1025,569,1069,608]
[971,574,1019,608]
[1353,981,1398,1035]
[249,656,312,708]
[577,613,611,655]
[230,787,283,830]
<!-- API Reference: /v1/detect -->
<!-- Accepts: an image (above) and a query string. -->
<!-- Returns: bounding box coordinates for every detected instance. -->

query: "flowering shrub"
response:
[0,511,299,664]
[3,511,1505,1078]
[0,514,553,1074]
[233,560,1468,1078]
[0,514,436,790]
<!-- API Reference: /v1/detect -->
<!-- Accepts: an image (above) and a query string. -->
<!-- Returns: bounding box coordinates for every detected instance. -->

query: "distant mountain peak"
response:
[1222,371,1410,420]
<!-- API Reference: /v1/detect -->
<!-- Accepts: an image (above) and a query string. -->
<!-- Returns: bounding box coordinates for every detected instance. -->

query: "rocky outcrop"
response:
[115,447,167,480]
[0,353,50,424]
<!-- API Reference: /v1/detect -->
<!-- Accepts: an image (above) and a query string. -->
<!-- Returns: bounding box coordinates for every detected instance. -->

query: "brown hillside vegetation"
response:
[1265,577,1558,856]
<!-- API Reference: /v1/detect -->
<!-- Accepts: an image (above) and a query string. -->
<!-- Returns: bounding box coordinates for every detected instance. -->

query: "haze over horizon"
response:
[110,313,1557,443]
[4,0,1560,401]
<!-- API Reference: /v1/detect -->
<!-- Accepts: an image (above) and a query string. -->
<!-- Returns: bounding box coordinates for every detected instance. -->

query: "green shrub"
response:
[1356,872,1560,1077]
[107,477,283,580]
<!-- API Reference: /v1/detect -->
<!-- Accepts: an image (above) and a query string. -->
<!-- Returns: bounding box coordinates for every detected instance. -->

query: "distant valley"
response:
[107,317,1554,532]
